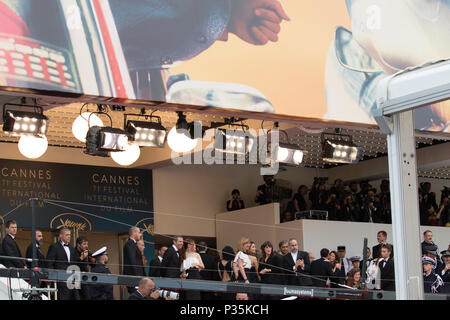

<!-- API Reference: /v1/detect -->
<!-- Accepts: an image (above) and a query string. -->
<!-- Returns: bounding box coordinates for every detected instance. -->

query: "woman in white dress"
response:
[180,238,204,300]
[233,237,252,284]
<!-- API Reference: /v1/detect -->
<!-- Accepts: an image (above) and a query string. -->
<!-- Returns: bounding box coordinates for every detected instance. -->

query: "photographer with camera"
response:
[227,189,245,211]
[309,177,327,210]
[325,191,344,221]
[360,188,381,223]
[438,188,450,227]
[342,192,361,222]
[254,175,281,205]
[420,182,438,211]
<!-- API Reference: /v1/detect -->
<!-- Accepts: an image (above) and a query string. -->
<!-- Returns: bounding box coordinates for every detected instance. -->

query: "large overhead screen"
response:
[0,0,449,132]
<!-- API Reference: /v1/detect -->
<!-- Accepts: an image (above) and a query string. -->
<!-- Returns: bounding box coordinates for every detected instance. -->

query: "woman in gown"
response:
[180,238,204,300]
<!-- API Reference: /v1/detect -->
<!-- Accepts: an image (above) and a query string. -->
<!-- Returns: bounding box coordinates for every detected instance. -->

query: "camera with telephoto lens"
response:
[158,290,179,300]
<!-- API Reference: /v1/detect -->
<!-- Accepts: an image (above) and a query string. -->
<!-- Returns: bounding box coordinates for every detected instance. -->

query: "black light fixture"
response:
[85,110,131,156]
[176,112,189,132]
[267,122,305,166]
[2,103,49,137]
[214,123,255,155]
[124,110,167,147]
[321,132,361,164]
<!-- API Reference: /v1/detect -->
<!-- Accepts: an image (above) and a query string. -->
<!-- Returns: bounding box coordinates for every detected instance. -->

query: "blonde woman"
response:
[180,238,204,300]
[233,237,252,284]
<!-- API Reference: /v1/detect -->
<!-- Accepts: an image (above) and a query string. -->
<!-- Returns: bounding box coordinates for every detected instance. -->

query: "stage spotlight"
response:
[175,112,189,133]
[214,129,255,155]
[273,143,304,166]
[322,139,361,164]
[126,120,167,147]
[85,126,131,156]
[3,110,49,137]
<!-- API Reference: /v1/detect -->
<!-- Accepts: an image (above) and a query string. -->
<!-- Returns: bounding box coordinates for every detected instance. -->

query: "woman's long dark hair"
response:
[221,245,235,262]
[260,241,274,262]
[181,238,195,261]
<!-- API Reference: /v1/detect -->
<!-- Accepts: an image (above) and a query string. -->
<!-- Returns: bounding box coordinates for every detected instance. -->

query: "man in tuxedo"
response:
[123,227,145,293]
[161,236,184,278]
[46,228,80,300]
[378,244,395,291]
[197,241,216,299]
[337,245,352,277]
[128,277,160,300]
[1,220,25,268]
[148,245,167,277]
[25,230,45,268]
[283,238,312,286]
[372,231,394,259]
[310,248,340,287]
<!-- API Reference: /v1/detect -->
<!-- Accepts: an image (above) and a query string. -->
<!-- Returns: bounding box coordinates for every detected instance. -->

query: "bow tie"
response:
[63,244,69,247]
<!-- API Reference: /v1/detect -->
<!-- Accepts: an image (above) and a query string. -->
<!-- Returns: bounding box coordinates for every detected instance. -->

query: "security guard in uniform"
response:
[89,247,114,300]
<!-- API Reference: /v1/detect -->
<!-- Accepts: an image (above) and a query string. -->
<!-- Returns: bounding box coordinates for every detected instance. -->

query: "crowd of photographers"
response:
[228,176,450,226]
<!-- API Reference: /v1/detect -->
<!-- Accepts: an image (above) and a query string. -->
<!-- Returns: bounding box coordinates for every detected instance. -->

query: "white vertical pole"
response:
[387,110,424,300]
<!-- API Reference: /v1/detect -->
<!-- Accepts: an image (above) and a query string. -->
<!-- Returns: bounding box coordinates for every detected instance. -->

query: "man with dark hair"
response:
[128,277,160,300]
[197,241,216,300]
[25,230,45,269]
[278,240,289,256]
[149,245,168,277]
[197,241,215,281]
[123,226,144,293]
[283,238,312,286]
[293,185,308,213]
[379,244,395,291]
[46,228,79,300]
[227,189,245,211]
[1,220,25,268]
[372,231,393,259]
[74,236,91,300]
[161,236,183,278]
[310,248,340,287]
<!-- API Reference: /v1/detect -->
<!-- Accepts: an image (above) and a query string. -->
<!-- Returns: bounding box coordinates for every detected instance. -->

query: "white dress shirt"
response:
[172,244,179,257]
[61,241,70,261]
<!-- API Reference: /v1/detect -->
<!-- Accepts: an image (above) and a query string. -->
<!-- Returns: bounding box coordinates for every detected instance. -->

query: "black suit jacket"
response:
[283,250,312,286]
[199,252,215,281]
[46,242,77,270]
[148,257,162,277]
[123,238,145,276]
[128,290,155,300]
[25,243,45,268]
[372,243,394,260]
[379,258,395,291]
[161,246,181,278]
[1,234,25,268]
[310,258,339,287]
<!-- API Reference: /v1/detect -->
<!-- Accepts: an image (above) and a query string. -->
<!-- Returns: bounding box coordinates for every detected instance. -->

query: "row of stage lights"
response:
[1,103,361,166]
